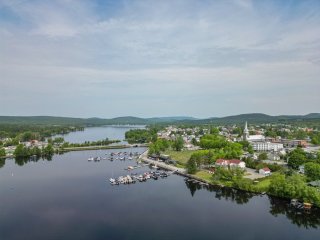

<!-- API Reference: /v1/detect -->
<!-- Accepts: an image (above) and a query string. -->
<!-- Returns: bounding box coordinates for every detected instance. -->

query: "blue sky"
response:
[0,0,319,118]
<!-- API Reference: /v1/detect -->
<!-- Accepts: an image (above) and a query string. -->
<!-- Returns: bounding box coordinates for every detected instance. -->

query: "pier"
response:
[139,150,186,173]
[138,150,216,186]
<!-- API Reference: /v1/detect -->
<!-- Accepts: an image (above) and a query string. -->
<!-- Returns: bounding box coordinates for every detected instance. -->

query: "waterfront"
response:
[0,149,320,239]
[0,126,320,239]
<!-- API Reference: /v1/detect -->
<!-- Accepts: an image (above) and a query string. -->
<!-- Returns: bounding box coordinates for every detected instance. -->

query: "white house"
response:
[259,167,271,176]
[215,159,246,169]
[298,165,305,174]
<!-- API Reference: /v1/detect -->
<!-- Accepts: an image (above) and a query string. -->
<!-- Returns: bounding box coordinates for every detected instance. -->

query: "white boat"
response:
[151,164,158,169]
[88,157,94,161]
[127,166,134,170]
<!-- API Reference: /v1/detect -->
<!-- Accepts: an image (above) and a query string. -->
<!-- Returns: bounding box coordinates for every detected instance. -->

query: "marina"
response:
[109,170,172,185]
[1,126,320,240]
[88,151,141,162]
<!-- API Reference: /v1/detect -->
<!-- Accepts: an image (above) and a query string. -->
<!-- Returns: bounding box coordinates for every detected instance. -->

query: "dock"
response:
[138,150,215,186]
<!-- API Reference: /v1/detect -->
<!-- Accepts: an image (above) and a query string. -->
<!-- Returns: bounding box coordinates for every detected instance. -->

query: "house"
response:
[298,165,305,174]
[215,159,230,167]
[259,167,271,176]
[308,180,320,188]
[215,159,246,169]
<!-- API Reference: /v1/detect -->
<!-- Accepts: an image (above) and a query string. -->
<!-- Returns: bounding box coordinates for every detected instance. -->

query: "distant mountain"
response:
[0,113,319,126]
[190,113,320,125]
[147,116,198,123]
[106,116,148,125]
[303,113,320,119]
[0,116,86,125]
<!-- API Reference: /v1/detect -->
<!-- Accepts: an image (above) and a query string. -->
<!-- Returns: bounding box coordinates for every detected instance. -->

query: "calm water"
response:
[0,127,320,240]
[55,125,145,144]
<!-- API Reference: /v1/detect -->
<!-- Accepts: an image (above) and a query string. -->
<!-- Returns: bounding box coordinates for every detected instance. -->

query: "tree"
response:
[186,158,197,174]
[210,127,219,135]
[191,138,198,146]
[239,141,253,154]
[268,173,320,207]
[304,162,320,181]
[42,144,54,156]
[14,144,30,158]
[53,137,64,144]
[214,167,244,181]
[0,147,5,157]
[200,134,228,149]
[125,129,157,144]
[173,136,184,151]
[258,152,268,160]
[287,148,307,169]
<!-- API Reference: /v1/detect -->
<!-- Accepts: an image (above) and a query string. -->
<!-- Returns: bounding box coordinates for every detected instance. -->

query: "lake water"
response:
[55,125,145,144]
[0,127,319,240]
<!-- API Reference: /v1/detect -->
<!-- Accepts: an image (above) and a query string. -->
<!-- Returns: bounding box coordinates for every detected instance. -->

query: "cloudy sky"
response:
[0,0,319,118]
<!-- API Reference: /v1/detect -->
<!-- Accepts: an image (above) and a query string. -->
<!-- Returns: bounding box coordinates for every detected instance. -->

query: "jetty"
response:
[138,150,216,186]
[139,150,186,173]
[60,143,148,152]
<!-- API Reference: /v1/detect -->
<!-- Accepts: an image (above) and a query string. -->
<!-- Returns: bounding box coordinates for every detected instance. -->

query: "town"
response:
[1,118,320,209]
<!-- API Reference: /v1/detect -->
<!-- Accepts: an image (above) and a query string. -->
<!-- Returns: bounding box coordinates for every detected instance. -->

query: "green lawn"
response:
[253,177,271,192]
[195,171,214,182]
[164,149,196,165]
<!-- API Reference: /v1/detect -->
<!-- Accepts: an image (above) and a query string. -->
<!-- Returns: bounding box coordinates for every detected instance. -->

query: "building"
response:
[215,159,246,168]
[243,122,249,141]
[259,167,271,176]
[243,122,265,142]
[251,142,284,152]
[298,165,305,174]
[247,135,266,142]
[280,139,307,148]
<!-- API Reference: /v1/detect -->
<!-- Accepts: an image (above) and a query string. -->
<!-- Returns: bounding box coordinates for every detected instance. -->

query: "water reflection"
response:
[184,180,320,229]
[14,155,52,166]
[184,180,254,204]
[0,159,5,168]
[269,197,320,229]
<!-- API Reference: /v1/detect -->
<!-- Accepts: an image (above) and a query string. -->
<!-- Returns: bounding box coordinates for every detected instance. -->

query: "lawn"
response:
[195,170,213,182]
[164,149,196,165]
[253,177,271,192]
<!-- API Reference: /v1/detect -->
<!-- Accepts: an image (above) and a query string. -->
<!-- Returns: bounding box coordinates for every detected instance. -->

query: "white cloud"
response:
[0,0,319,117]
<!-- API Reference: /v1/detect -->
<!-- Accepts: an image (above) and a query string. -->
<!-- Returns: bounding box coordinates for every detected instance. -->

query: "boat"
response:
[109,178,119,185]
[88,157,94,161]
[127,166,134,170]
[151,164,159,169]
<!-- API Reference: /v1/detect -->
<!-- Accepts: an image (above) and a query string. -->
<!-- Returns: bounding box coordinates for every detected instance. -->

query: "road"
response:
[139,150,186,173]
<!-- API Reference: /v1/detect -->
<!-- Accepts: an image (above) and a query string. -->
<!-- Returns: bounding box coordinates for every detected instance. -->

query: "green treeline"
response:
[186,134,243,174]
[14,144,54,158]
[0,124,84,146]
[60,138,120,148]
[269,173,320,206]
[287,147,320,169]
[125,127,161,144]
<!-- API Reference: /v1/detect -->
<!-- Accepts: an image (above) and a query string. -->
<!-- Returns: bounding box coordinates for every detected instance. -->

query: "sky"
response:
[0,0,319,118]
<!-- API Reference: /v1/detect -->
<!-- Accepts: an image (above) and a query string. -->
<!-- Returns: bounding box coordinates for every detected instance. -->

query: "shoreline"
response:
[139,149,319,209]
[1,143,148,159]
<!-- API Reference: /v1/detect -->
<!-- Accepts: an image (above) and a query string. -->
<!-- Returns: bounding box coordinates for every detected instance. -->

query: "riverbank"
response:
[139,150,320,208]
[140,150,226,187]
[1,143,148,159]
[59,143,148,152]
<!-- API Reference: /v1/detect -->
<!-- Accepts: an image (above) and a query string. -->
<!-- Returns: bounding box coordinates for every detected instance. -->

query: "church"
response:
[242,121,265,142]
[243,122,284,152]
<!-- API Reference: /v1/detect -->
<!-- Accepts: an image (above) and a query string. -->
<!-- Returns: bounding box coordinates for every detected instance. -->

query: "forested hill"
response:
[0,113,319,126]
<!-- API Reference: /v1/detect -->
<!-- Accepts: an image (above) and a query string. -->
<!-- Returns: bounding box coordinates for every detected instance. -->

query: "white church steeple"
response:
[243,121,249,141]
